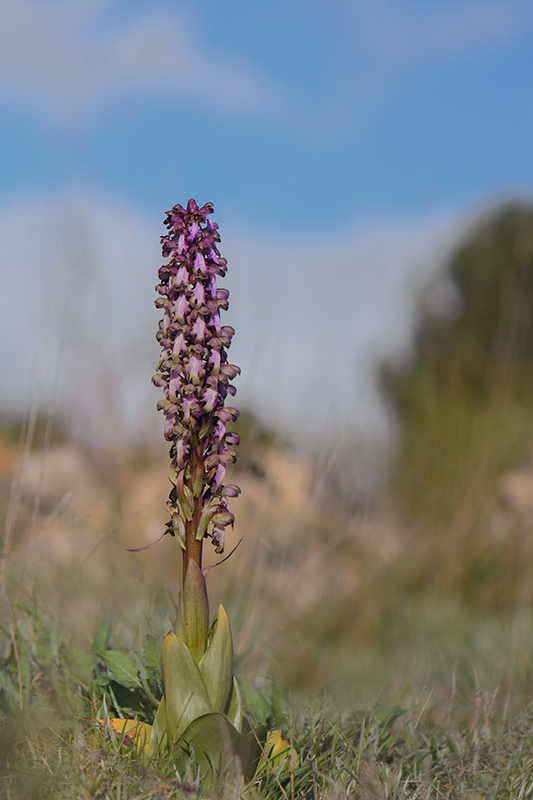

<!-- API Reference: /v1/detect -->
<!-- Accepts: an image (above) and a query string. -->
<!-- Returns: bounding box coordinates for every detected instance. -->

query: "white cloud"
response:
[224,213,460,441]
[0,189,460,447]
[0,0,279,125]
[229,0,533,143]
[0,189,162,443]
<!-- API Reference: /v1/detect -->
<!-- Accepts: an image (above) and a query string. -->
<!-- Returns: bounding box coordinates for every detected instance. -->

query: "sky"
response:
[1,0,533,449]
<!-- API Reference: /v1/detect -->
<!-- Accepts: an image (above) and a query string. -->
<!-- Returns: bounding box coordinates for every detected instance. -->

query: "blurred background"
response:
[2,0,533,703]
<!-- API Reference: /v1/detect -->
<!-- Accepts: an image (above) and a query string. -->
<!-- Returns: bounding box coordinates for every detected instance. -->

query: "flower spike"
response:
[153,200,240,582]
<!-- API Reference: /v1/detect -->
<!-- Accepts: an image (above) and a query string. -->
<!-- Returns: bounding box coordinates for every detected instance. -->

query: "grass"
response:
[3,597,533,800]
[2,418,533,798]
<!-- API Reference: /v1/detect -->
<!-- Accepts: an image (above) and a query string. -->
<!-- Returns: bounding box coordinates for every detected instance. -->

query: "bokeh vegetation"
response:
[3,200,533,796]
[381,201,533,608]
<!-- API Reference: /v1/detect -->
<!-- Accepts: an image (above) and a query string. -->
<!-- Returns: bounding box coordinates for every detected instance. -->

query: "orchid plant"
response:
[100,200,294,782]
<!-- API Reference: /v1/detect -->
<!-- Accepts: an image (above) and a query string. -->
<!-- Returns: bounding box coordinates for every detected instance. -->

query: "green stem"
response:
[183,507,203,588]
[182,446,203,587]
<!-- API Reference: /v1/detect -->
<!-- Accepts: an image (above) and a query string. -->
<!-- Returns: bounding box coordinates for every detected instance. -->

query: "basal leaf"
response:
[161,630,211,742]
[198,605,233,713]
[225,676,243,731]
[177,712,267,783]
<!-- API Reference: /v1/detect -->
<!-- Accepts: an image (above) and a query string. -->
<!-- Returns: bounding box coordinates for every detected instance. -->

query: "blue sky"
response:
[1,0,533,445]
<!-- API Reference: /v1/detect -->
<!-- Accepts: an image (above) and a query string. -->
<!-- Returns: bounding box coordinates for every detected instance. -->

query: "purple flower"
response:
[152,200,240,571]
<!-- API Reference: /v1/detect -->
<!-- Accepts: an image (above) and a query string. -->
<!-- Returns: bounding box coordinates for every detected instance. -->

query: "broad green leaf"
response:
[98,650,141,690]
[91,616,112,654]
[226,676,243,732]
[177,712,267,783]
[198,605,233,713]
[161,630,211,743]
[175,560,209,662]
